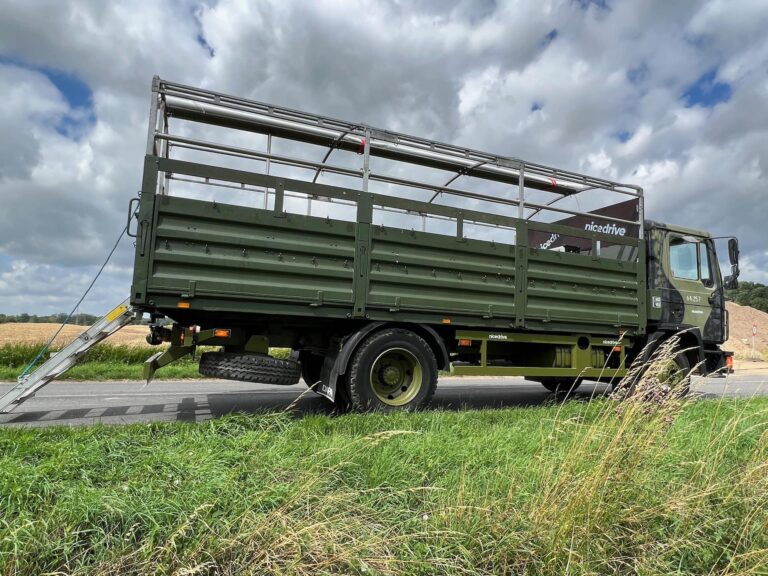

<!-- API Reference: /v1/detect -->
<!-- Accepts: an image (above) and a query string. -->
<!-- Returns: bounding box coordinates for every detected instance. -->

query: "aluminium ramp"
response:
[0,299,136,414]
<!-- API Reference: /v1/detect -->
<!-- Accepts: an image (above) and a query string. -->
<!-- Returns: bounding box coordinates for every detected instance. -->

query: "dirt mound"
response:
[724,301,768,359]
[0,323,151,347]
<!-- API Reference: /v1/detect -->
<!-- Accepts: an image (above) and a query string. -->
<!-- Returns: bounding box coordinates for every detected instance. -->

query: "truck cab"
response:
[646,221,739,373]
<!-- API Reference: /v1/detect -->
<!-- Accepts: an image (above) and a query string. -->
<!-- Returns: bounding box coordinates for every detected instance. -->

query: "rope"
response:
[17,221,131,381]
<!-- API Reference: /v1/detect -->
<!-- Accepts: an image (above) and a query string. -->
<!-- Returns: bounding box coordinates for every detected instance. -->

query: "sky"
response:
[0,0,767,315]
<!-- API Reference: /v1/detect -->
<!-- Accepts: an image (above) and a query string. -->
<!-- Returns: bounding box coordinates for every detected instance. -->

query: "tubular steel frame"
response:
[146,76,645,243]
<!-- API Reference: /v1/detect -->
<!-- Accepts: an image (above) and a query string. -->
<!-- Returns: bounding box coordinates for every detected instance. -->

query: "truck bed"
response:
[131,158,645,336]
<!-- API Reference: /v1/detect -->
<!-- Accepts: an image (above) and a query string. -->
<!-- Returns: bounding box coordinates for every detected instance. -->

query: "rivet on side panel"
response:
[242,248,247,257]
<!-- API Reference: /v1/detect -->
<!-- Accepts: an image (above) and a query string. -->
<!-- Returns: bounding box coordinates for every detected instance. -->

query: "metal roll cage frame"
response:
[145,76,644,240]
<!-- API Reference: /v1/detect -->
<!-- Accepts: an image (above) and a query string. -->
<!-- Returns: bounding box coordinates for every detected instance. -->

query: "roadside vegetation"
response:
[0,343,291,381]
[0,346,766,575]
[726,280,768,314]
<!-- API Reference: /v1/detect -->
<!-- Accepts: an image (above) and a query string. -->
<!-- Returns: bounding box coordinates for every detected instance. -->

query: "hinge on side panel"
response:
[389,296,401,313]
[180,280,197,299]
[309,291,324,308]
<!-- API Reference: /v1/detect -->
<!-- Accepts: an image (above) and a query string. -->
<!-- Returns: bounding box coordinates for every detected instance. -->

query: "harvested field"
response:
[0,323,151,347]
[2,301,765,361]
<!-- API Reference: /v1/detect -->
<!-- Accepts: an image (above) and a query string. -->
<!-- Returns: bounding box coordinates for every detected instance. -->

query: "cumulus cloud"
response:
[0,0,766,314]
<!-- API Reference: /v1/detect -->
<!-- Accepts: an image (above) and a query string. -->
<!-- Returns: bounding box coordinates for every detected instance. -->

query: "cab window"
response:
[670,239,712,284]
[670,241,698,280]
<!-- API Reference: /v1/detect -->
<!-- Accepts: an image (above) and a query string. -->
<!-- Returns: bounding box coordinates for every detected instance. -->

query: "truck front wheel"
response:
[348,328,438,411]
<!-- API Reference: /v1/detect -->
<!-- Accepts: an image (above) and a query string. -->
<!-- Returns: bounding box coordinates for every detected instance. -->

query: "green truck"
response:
[0,77,740,414]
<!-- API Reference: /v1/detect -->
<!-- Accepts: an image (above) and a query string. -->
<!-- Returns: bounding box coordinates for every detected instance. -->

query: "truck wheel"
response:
[199,352,301,385]
[299,352,325,389]
[540,379,582,394]
[658,350,691,395]
[615,343,692,398]
[348,328,438,411]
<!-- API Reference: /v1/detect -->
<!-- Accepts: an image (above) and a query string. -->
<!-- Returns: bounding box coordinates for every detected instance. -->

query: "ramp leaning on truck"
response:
[1,76,740,413]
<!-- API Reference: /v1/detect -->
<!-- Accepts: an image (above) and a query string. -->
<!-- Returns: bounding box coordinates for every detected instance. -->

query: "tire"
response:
[615,342,692,398]
[199,352,300,385]
[348,328,438,412]
[540,378,583,394]
[660,349,691,396]
[300,352,325,388]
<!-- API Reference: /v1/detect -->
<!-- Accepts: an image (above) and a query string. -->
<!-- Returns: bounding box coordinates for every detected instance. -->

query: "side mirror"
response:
[726,238,740,289]
[728,238,739,265]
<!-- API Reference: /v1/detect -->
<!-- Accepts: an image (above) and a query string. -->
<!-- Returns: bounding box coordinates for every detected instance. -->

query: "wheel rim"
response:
[369,348,423,406]
[659,357,686,388]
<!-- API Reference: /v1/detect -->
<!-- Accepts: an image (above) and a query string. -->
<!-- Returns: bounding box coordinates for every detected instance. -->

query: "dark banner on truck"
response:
[528,198,640,251]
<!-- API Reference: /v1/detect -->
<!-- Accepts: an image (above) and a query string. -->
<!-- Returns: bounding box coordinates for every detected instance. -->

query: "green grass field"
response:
[0,343,291,381]
[1,390,766,574]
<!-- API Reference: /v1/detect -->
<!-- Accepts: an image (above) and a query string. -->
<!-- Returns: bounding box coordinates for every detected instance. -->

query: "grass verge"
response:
[1,393,766,574]
[0,343,291,381]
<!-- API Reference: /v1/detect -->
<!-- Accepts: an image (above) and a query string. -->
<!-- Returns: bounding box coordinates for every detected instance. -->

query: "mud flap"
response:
[317,343,342,402]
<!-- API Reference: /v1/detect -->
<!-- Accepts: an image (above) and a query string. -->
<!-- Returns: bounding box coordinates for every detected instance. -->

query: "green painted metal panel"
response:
[451,366,627,378]
[367,225,516,318]
[134,157,645,336]
[525,248,641,329]
[145,196,356,306]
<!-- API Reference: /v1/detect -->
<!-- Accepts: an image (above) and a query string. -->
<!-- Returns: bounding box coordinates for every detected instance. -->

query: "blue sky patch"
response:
[531,101,543,112]
[197,33,215,58]
[615,130,632,143]
[42,67,92,110]
[682,68,732,108]
[542,29,558,47]
[0,54,95,137]
[574,0,609,10]
[627,63,648,85]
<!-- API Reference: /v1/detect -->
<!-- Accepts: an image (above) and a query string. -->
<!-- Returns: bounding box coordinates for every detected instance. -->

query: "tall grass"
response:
[0,346,766,574]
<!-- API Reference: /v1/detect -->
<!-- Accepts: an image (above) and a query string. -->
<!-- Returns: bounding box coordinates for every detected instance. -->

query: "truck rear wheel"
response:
[199,352,301,385]
[348,328,437,411]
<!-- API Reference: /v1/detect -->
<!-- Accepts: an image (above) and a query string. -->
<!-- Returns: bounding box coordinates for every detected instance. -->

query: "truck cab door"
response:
[666,237,725,343]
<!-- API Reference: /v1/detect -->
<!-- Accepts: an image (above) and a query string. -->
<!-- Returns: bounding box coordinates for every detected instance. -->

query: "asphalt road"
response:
[1,371,767,427]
